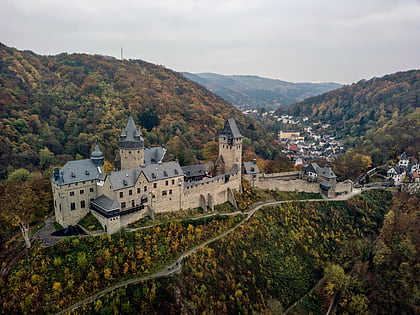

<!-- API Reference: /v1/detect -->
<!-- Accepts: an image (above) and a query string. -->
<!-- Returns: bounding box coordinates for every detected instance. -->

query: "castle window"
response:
[144,186,147,192]
[120,192,123,198]
[80,200,86,208]
[80,189,84,195]
[169,189,173,195]
[89,187,94,193]
[121,202,126,209]
[132,200,135,207]
[70,191,74,196]
[172,179,175,185]
[70,202,76,210]
[137,188,140,194]
[153,183,157,189]
[129,190,133,196]
[129,151,131,154]
[162,190,167,196]
[165,180,168,186]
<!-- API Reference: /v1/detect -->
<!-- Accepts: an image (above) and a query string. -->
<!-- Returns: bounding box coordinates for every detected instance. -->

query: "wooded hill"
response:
[183,72,341,110]
[286,70,420,165]
[0,43,285,180]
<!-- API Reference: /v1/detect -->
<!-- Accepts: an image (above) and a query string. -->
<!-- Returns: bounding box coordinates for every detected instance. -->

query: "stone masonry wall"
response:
[182,172,241,210]
[252,175,320,193]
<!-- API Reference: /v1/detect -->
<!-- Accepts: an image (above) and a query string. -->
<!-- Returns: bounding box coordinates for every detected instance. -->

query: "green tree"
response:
[39,147,54,170]
[0,181,44,248]
[7,168,35,182]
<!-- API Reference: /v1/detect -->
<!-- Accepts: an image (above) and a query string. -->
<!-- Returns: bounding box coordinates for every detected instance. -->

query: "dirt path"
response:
[54,189,369,314]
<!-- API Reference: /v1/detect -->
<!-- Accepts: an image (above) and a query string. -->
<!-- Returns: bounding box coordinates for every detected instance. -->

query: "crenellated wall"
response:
[182,172,241,210]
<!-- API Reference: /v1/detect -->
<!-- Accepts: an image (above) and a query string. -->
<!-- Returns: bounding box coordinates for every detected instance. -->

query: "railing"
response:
[119,205,145,216]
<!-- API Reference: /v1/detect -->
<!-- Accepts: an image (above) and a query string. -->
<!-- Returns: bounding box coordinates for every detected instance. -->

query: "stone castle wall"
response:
[53,181,97,227]
[254,177,321,193]
[182,172,241,210]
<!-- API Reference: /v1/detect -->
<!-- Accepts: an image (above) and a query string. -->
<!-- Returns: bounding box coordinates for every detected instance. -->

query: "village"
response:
[242,109,345,166]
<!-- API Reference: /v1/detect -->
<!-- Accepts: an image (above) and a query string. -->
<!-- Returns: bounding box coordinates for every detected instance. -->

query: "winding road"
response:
[56,190,363,314]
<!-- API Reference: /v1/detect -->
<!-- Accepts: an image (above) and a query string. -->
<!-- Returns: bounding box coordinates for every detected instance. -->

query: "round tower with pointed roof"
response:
[91,143,104,167]
[119,115,145,170]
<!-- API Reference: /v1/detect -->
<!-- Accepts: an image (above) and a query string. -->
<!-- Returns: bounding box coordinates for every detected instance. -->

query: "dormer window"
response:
[123,179,128,186]
[164,171,168,177]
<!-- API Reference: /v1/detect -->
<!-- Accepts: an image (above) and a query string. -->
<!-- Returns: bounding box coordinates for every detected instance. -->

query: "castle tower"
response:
[218,118,243,173]
[119,115,145,170]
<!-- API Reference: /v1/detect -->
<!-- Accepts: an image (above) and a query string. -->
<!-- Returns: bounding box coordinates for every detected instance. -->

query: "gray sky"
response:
[1,0,419,84]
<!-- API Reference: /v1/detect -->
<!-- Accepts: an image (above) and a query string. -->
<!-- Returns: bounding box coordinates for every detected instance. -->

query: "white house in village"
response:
[387,152,420,185]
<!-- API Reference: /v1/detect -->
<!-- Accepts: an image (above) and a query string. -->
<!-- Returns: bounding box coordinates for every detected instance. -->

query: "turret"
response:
[119,115,145,169]
[91,144,104,167]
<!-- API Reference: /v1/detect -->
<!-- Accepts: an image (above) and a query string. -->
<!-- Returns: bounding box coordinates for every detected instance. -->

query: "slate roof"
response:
[142,161,183,182]
[318,166,337,179]
[144,147,166,165]
[220,118,243,139]
[303,163,320,174]
[110,168,143,191]
[119,115,144,149]
[182,164,206,178]
[243,161,260,174]
[91,195,120,212]
[52,159,101,186]
[387,166,404,175]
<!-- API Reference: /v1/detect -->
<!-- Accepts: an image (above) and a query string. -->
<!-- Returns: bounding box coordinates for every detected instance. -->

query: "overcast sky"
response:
[1,0,419,84]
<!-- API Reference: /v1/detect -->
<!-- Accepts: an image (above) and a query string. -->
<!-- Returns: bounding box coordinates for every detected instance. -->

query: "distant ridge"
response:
[0,43,284,179]
[182,72,342,110]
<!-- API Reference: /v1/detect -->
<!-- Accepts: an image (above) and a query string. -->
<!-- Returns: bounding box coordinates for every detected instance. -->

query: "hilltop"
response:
[182,72,341,110]
[286,70,420,164]
[0,43,284,180]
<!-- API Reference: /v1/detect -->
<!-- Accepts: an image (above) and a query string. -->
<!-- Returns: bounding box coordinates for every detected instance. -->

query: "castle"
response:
[51,116,243,234]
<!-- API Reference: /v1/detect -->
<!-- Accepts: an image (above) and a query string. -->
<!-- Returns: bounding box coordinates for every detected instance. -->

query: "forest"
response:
[57,190,418,315]
[0,43,288,181]
[286,70,420,165]
[2,189,415,314]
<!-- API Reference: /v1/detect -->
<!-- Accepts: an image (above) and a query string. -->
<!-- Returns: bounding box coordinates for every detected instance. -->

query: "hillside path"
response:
[56,190,362,314]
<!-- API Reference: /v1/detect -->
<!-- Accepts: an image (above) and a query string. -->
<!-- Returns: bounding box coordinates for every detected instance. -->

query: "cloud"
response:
[1,0,419,83]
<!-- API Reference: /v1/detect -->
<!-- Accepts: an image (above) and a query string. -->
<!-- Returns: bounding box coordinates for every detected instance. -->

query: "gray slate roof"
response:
[109,161,183,190]
[142,161,183,182]
[318,166,337,179]
[110,168,143,191]
[144,147,166,165]
[52,159,101,186]
[243,161,260,174]
[388,166,404,175]
[182,164,206,178]
[119,115,144,149]
[220,118,243,139]
[303,163,320,174]
[91,195,120,212]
